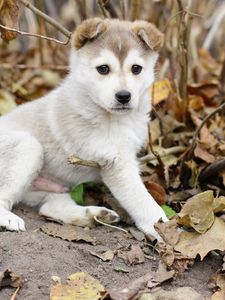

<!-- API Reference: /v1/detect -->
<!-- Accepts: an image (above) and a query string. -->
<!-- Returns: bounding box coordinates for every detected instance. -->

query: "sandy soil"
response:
[0,205,222,300]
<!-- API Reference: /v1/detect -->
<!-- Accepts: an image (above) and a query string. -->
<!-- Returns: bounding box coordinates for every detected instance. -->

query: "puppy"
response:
[0,18,167,239]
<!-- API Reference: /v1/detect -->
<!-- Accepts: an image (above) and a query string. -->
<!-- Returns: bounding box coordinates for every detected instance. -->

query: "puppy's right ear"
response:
[74,18,107,49]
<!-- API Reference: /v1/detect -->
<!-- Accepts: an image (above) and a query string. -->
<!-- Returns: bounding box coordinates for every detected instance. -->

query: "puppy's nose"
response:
[115,90,131,104]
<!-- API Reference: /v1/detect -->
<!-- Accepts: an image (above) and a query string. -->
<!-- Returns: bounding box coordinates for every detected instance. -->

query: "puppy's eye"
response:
[96,65,110,75]
[131,65,142,75]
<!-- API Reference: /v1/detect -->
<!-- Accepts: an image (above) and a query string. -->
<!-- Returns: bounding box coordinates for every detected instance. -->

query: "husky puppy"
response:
[0,18,167,239]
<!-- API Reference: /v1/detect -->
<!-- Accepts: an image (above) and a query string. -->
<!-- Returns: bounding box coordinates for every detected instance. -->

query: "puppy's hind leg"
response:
[0,132,43,231]
[39,193,120,227]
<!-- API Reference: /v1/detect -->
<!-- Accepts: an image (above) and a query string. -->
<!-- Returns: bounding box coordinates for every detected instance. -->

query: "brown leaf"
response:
[177,190,215,233]
[139,287,204,300]
[194,143,215,163]
[0,269,23,288]
[177,191,225,233]
[90,250,114,262]
[0,0,21,41]
[117,244,145,265]
[145,181,167,205]
[41,223,98,245]
[175,217,225,260]
[154,219,180,246]
[129,227,145,242]
[208,271,225,300]
[191,115,218,149]
[109,268,175,300]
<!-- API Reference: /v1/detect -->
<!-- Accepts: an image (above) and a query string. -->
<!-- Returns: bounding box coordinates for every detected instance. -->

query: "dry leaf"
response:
[208,271,225,300]
[191,115,218,149]
[0,269,23,288]
[149,79,173,105]
[154,219,180,246]
[41,223,98,245]
[0,89,17,115]
[109,268,174,300]
[129,227,145,242]
[117,244,145,265]
[50,272,106,300]
[175,217,225,260]
[177,191,225,233]
[90,250,114,261]
[177,190,215,233]
[139,287,204,300]
[194,143,215,163]
[0,0,20,41]
[144,181,167,205]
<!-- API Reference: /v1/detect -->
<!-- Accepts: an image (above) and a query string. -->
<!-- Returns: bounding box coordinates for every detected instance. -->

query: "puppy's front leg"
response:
[101,158,168,240]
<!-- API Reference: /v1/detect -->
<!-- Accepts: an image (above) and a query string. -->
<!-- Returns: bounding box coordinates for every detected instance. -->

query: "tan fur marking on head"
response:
[132,20,164,52]
[74,18,107,49]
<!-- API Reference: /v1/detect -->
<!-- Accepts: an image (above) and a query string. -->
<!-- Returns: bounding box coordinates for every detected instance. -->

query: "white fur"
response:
[0,32,167,239]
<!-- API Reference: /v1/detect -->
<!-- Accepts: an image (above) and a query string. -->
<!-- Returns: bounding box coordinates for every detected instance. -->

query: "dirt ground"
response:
[0,205,222,300]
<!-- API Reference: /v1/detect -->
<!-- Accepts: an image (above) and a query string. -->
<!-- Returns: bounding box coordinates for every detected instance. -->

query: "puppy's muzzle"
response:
[115,90,131,105]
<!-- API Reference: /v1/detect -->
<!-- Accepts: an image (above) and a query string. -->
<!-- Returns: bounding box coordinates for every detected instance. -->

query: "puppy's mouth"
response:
[111,106,132,112]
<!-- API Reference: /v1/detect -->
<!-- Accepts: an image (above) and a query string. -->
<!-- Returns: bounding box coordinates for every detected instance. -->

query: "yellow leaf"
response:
[177,191,225,234]
[0,0,21,41]
[0,89,16,115]
[175,217,225,260]
[50,272,106,300]
[149,79,173,105]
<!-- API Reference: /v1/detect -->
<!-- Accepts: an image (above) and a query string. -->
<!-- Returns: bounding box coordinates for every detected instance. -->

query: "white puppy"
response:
[0,18,167,239]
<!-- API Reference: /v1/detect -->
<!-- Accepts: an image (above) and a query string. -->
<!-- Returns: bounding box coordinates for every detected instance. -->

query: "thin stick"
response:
[188,102,225,159]
[140,146,186,163]
[68,156,100,168]
[131,0,142,21]
[94,216,128,233]
[97,0,107,17]
[120,0,126,19]
[0,24,71,45]
[1,63,69,71]
[10,287,21,300]
[19,0,71,38]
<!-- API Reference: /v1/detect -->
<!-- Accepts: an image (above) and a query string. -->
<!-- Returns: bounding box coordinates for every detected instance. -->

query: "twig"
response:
[1,63,69,71]
[120,0,126,19]
[94,216,128,233]
[68,156,100,168]
[140,146,186,164]
[202,2,225,49]
[0,24,71,45]
[19,0,71,39]
[10,287,21,300]
[188,101,225,160]
[131,0,142,21]
[176,0,196,122]
[98,0,119,18]
[97,0,107,17]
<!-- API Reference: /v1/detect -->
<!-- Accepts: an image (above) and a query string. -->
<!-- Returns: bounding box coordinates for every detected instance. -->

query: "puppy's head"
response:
[71,18,164,114]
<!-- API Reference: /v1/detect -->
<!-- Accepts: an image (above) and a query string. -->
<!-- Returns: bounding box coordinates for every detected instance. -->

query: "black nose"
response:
[115,90,131,104]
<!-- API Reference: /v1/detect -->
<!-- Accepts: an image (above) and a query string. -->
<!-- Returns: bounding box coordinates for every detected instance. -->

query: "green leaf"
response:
[70,184,84,205]
[161,205,176,218]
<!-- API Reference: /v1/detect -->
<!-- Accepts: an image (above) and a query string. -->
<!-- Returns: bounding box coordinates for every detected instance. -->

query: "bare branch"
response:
[19,0,72,38]
[0,24,71,45]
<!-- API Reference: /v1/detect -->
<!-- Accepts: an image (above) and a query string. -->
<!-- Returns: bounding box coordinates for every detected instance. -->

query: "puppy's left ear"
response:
[132,21,164,52]
[74,18,107,49]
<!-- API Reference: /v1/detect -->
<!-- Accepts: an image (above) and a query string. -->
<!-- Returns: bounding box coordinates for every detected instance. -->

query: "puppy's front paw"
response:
[86,206,120,224]
[137,209,168,242]
[0,209,26,231]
